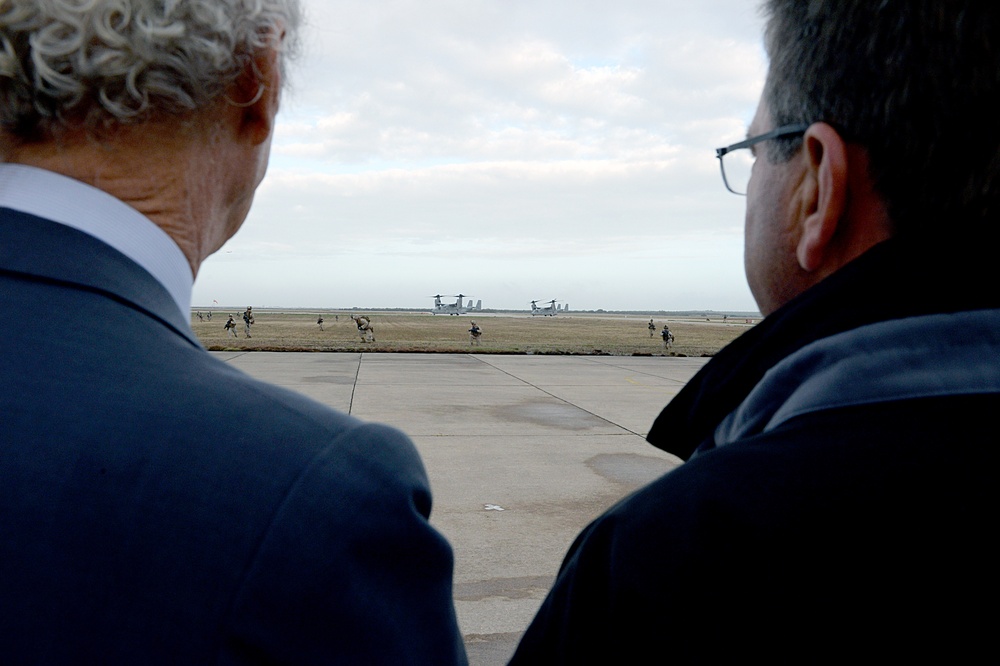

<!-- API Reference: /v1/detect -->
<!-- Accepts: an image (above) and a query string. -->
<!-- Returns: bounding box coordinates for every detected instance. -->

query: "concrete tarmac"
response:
[212,351,707,665]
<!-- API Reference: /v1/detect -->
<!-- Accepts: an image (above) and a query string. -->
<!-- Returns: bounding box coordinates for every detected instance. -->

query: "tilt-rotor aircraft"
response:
[530,299,560,316]
[430,294,482,315]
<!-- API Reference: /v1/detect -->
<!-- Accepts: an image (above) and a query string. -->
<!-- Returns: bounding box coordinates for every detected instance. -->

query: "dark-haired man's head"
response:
[743,1,1000,314]
[762,0,1000,236]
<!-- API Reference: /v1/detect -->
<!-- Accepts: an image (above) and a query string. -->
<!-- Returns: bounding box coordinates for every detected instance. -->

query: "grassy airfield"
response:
[193,310,755,357]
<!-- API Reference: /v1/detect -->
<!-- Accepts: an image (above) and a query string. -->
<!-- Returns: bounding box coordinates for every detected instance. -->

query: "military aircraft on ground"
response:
[430,294,482,315]
[530,299,560,316]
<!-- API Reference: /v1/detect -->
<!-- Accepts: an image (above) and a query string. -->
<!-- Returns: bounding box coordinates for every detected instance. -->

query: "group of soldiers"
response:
[647,319,674,349]
[212,309,379,342]
[203,312,684,350]
[222,306,254,338]
[205,313,684,349]
[208,310,482,346]
[316,314,341,331]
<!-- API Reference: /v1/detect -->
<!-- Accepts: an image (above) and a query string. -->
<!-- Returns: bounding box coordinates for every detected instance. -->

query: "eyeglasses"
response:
[715,123,809,195]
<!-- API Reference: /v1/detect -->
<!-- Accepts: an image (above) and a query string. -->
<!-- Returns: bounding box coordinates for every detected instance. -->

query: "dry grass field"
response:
[193,310,755,357]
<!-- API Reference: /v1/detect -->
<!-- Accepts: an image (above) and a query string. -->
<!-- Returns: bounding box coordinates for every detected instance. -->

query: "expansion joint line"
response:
[579,355,690,386]
[469,354,643,437]
[348,352,364,415]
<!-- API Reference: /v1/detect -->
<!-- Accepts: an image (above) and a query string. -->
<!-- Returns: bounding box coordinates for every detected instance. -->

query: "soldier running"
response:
[352,315,375,342]
[243,306,254,338]
[661,325,674,350]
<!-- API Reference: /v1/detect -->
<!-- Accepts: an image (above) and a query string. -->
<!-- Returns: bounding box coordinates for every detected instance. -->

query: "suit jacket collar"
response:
[0,207,201,349]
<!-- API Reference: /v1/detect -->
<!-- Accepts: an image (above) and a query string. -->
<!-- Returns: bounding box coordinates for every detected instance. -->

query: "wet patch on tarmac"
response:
[586,452,681,486]
[494,401,607,430]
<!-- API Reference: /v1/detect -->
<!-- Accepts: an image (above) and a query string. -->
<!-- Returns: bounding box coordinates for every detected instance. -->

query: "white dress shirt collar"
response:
[0,163,192,318]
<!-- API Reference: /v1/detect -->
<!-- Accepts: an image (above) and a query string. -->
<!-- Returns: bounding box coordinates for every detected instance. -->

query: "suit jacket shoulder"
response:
[0,211,466,664]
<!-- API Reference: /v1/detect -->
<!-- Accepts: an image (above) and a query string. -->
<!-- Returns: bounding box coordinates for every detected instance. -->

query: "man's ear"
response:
[228,46,281,146]
[796,122,848,272]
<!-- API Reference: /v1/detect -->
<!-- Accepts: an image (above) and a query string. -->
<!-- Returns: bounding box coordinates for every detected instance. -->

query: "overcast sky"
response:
[191,0,769,312]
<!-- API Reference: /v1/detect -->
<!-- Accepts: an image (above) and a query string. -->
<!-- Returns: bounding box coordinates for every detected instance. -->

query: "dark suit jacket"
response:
[0,208,467,665]
[509,239,999,664]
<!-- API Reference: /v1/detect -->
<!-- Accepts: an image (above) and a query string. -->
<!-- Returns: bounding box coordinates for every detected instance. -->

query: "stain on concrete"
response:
[301,375,357,385]
[456,579,552,663]
[586,452,681,487]
[464,631,523,666]
[495,401,607,430]
[454,575,555,602]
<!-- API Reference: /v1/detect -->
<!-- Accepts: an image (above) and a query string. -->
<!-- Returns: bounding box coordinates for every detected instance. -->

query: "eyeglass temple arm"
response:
[717,122,811,157]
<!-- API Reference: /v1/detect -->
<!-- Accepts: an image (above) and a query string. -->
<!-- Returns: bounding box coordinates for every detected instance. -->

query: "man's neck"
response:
[0,163,195,317]
[1,118,243,278]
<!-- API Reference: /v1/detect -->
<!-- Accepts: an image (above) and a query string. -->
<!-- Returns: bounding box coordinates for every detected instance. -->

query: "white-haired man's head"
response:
[0,0,301,139]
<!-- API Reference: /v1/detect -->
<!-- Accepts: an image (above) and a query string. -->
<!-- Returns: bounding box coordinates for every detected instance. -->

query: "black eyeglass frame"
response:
[715,123,810,195]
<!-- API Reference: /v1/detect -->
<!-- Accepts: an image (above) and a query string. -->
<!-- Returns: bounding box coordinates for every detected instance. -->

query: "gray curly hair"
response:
[0,0,301,138]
